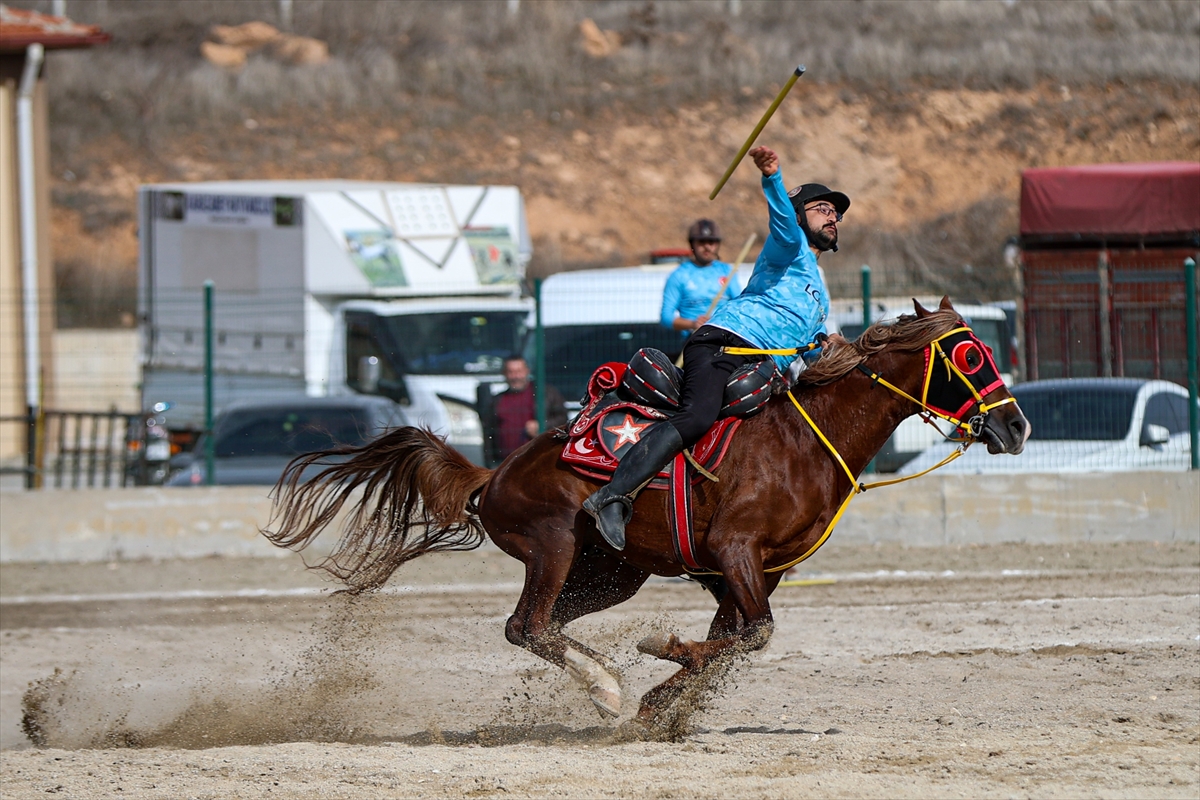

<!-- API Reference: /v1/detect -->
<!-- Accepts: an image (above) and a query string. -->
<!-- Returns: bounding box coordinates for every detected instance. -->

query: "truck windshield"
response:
[539,323,684,403]
[1011,384,1138,441]
[379,311,528,375]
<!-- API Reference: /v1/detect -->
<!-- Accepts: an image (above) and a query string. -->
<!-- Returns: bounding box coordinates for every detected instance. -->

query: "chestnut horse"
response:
[263,299,1029,731]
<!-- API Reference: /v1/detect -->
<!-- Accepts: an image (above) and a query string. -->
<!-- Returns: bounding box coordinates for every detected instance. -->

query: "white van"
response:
[828,297,1015,472]
[530,263,840,408]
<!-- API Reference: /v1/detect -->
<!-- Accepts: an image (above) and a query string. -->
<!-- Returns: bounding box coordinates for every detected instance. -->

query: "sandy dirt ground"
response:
[1,540,1197,799]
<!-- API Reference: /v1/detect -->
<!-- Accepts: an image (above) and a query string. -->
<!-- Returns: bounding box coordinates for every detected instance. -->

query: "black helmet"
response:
[687,218,722,243]
[787,183,851,216]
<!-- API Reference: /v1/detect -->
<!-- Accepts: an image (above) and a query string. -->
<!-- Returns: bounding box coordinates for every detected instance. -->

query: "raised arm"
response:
[749,146,803,266]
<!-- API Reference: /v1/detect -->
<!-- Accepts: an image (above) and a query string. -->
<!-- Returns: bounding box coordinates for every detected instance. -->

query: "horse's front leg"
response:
[634,552,780,726]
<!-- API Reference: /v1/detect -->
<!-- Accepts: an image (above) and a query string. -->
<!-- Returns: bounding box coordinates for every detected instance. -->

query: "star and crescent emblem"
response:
[604,414,650,448]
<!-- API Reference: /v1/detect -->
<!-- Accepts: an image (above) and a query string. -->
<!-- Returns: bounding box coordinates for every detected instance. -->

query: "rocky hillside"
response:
[31,0,1200,326]
[51,80,1198,324]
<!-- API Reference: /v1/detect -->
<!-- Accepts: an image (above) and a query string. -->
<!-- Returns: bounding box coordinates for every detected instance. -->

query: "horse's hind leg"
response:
[499,532,627,719]
[546,545,651,718]
[551,544,650,627]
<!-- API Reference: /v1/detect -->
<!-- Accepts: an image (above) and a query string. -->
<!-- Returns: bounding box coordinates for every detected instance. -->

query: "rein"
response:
[721,326,1017,574]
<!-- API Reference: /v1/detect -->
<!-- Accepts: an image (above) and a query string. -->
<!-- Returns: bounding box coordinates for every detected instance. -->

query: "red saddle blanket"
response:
[561,362,739,572]
[561,362,741,489]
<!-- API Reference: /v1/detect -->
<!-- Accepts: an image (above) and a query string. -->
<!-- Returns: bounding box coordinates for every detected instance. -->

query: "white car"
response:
[898,378,1196,475]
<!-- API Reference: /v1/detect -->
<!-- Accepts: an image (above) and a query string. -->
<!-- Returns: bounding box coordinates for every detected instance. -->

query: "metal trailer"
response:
[1018,163,1200,386]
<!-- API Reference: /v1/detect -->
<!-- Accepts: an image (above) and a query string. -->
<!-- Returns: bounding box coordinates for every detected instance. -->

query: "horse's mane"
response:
[795,307,963,387]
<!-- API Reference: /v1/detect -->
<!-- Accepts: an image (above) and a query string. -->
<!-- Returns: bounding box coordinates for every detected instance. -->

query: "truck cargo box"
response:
[1018,163,1199,386]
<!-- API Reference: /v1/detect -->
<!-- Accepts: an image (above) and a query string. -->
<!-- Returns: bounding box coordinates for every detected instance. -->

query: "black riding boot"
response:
[583,422,684,551]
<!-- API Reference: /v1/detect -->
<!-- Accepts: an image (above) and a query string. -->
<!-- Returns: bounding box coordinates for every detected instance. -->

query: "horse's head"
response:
[913,297,1029,455]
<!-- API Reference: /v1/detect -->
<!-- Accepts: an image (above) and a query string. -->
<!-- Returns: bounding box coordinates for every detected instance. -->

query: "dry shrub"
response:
[828,195,1019,304]
[38,0,1199,152]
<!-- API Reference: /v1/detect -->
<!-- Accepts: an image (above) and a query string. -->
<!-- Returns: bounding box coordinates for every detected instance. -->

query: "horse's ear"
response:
[913,298,932,317]
[938,295,954,311]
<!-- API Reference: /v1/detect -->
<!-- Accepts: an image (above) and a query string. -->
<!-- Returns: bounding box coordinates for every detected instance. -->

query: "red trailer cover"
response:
[1020,162,1200,237]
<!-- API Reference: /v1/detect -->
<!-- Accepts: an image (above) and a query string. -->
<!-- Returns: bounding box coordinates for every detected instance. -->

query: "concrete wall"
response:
[1,472,1196,564]
[836,471,1199,546]
[1,486,284,563]
[52,329,140,412]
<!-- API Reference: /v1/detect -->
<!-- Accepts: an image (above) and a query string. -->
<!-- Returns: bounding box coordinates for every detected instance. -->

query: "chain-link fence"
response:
[535,260,1198,477]
[2,258,1196,489]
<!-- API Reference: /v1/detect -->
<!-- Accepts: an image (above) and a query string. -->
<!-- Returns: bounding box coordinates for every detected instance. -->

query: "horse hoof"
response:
[637,631,678,659]
[589,684,621,719]
[613,717,653,742]
[563,647,622,719]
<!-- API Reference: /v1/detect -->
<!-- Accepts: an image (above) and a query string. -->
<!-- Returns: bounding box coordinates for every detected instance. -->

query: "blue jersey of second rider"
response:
[706,171,830,372]
[660,260,739,333]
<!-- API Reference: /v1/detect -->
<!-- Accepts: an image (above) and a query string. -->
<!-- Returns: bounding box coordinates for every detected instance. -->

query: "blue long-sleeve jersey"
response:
[706,171,831,372]
[660,259,739,333]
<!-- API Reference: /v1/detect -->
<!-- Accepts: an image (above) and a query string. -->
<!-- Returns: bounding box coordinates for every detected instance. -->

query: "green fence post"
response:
[861,264,872,334]
[204,280,215,485]
[861,264,875,475]
[534,277,546,433]
[1185,257,1198,471]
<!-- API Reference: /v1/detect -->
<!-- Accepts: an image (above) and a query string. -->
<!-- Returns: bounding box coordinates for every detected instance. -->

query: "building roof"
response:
[1020,161,1200,239]
[0,4,111,52]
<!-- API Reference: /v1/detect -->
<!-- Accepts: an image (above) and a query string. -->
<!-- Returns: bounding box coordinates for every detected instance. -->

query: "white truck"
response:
[137,180,533,469]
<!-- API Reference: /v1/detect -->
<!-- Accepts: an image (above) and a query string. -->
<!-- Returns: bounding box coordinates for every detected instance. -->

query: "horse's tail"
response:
[262,426,493,593]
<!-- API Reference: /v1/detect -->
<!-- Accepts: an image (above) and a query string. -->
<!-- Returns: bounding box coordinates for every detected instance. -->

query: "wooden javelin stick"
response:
[709,65,805,201]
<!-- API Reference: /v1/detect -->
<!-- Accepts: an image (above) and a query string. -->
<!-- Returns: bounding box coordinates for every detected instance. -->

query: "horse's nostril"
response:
[1010,416,1028,442]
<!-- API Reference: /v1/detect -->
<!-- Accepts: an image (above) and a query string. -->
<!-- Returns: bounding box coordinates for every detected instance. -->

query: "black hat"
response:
[687,218,722,242]
[787,183,851,216]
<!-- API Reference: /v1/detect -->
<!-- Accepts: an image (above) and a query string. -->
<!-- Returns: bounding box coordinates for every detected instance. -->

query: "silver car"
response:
[166,396,407,486]
[899,378,1196,475]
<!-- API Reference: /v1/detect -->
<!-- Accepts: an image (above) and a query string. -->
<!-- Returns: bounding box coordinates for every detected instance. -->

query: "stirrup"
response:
[583,491,633,550]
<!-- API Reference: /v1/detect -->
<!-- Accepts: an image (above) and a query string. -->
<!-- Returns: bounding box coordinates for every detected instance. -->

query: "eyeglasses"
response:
[804,202,843,221]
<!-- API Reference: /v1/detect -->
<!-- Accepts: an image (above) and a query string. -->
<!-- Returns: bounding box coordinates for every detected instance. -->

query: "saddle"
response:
[561,348,783,487]
[561,349,783,572]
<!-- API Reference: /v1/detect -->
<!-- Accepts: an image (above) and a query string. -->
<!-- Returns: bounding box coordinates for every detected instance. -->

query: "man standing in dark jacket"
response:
[482,355,567,466]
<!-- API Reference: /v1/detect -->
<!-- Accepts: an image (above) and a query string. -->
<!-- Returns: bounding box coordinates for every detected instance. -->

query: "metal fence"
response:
[2,260,1197,490]
[0,408,146,489]
[532,260,1199,475]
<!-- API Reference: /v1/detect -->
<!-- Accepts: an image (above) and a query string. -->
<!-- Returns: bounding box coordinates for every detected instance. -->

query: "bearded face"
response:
[807,222,838,252]
[799,208,839,253]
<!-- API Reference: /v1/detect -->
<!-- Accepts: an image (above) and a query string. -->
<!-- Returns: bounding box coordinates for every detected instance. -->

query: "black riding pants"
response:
[668,326,755,447]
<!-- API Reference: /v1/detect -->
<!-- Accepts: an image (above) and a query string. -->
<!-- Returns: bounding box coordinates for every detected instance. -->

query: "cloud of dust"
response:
[20,595,751,748]
[21,594,392,749]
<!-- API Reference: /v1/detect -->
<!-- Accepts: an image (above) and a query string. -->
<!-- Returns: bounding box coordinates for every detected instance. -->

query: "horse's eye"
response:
[951,341,985,375]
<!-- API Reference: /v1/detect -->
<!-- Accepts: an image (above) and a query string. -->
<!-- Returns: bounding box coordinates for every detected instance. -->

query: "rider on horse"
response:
[583,145,850,551]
